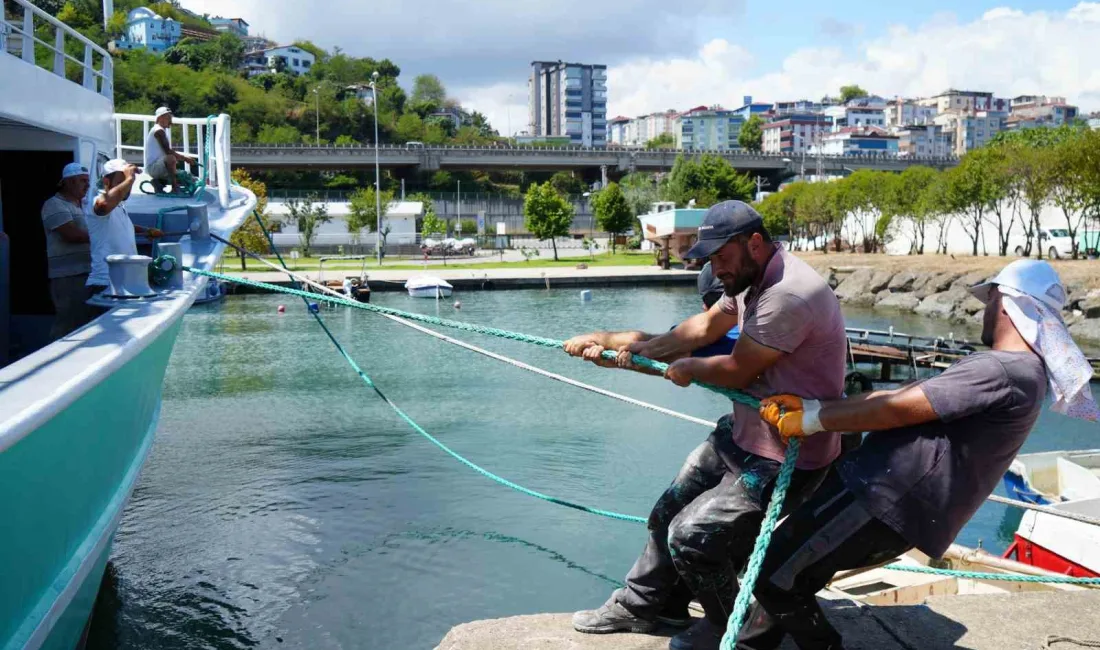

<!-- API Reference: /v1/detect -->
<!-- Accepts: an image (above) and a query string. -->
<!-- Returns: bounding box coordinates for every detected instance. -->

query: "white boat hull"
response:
[407,286,453,299]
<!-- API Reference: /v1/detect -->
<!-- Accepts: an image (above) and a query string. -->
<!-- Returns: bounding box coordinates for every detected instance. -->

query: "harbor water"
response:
[87,287,1100,649]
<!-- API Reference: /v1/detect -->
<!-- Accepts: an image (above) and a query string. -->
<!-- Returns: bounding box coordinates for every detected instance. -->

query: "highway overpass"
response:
[134,144,960,175]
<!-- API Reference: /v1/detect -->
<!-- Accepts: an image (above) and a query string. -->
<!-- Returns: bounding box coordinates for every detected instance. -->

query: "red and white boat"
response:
[1001,450,1100,578]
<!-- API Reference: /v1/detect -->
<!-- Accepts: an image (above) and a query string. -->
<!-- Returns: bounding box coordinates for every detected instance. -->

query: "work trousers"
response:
[48,273,102,339]
[614,416,829,627]
[735,472,914,650]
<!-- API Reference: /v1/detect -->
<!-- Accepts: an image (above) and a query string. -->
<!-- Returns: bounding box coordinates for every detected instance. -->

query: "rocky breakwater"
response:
[829,267,1100,344]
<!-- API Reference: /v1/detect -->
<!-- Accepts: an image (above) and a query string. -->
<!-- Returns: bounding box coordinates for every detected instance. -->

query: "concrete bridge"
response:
[193,144,960,176]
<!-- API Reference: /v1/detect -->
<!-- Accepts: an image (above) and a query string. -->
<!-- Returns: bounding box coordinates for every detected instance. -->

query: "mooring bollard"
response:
[580,289,592,302]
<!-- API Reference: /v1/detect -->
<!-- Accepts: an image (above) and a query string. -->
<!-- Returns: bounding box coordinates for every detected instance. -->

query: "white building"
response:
[933,111,1003,155]
[528,61,608,147]
[608,116,631,145]
[816,127,898,156]
[886,100,938,128]
[823,96,887,132]
[112,7,180,52]
[268,200,425,248]
[243,45,315,77]
[917,89,1006,114]
[761,115,831,154]
[896,124,953,157]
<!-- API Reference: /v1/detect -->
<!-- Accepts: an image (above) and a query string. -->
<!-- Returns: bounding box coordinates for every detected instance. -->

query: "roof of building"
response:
[827,126,896,138]
[609,116,631,124]
[211,16,250,25]
[253,44,316,56]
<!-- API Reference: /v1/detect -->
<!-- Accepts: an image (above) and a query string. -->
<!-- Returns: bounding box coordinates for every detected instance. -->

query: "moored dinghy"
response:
[405,276,453,298]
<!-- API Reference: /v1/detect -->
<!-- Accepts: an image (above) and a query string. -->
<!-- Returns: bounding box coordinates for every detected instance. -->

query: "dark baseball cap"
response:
[697,261,723,296]
[684,200,763,260]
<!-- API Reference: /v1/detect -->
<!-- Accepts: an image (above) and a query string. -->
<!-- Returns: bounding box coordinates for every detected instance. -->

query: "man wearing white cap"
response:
[734,259,1099,650]
[86,160,162,294]
[40,162,95,337]
[145,107,196,194]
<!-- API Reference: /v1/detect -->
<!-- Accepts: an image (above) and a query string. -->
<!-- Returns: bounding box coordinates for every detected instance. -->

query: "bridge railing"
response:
[2,0,112,98]
[231,142,959,164]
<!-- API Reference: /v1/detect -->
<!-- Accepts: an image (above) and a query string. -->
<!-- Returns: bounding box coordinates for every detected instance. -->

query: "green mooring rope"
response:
[190,235,1100,648]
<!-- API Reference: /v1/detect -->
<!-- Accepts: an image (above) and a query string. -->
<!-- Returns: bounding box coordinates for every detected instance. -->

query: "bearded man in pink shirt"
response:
[570,201,849,650]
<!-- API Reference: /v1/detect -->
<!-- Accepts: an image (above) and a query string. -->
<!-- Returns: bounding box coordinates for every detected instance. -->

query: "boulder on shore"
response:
[914,272,961,299]
[1081,295,1100,320]
[875,292,920,311]
[1069,318,1100,344]
[867,270,895,295]
[887,271,920,293]
[915,287,969,319]
[834,268,876,304]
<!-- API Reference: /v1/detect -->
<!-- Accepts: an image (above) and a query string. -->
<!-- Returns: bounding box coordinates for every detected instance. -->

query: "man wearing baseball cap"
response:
[738,259,1098,650]
[86,160,162,294]
[571,201,848,650]
[145,107,197,194]
[40,162,96,337]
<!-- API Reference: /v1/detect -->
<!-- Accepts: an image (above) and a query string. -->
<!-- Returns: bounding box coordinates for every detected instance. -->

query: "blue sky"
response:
[184,0,1099,133]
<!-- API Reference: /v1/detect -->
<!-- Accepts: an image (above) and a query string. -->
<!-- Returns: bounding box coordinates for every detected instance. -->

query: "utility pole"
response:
[754,175,766,200]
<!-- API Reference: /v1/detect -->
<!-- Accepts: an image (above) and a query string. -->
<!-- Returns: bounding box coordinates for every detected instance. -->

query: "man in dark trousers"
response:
[567,201,848,650]
[738,259,1100,650]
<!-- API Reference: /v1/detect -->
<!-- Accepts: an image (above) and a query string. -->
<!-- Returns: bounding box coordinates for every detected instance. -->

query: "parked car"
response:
[1015,229,1074,259]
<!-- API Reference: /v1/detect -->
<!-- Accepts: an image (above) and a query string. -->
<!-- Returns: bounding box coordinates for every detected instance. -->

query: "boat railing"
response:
[1,0,113,98]
[114,113,233,209]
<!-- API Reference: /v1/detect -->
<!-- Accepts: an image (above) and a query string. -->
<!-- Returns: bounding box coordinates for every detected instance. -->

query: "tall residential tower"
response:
[528,61,607,147]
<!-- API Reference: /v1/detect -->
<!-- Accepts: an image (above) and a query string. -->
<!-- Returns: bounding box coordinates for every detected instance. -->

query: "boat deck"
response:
[437,590,1100,649]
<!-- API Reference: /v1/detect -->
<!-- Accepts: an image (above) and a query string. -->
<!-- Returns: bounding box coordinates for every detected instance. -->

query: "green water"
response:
[87,287,1100,649]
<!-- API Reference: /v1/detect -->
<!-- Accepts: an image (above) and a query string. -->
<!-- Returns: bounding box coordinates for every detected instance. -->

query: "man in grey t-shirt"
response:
[40,163,97,339]
[735,260,1098,650]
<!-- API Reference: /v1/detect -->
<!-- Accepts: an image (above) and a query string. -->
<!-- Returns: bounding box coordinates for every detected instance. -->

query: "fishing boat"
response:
[406,276,453,299]
[1001,450,1100,577]
[0,3,255,647]
[192,279,228,305]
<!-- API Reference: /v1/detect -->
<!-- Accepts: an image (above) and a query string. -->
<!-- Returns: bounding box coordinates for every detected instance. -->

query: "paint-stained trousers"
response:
[613,416,829,627]
[734,472,914,650]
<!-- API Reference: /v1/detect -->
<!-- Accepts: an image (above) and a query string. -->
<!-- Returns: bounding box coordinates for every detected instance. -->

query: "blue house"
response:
[113,7,181,52]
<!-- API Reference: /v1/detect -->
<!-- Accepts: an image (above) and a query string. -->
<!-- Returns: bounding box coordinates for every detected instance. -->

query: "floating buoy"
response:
[453,300,462,309]
[277,305,286,313]
[308,302,320,314]
[580,289,592,302]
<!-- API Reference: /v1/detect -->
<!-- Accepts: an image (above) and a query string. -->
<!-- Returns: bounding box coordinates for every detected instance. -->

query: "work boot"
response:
[656,600,694,628]
[669,618,723,650]
[572,600,657,634]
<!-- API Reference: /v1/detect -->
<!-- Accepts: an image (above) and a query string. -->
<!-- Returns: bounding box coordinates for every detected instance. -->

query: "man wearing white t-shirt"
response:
[86,159,162,294]
[145,107,197,194]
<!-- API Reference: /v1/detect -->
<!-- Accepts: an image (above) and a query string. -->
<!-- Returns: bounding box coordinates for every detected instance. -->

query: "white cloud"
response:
[593,1,1100,122]
[454,2,1100,135]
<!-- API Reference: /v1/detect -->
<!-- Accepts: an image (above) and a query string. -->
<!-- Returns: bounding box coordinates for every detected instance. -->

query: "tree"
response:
[887,166,941,255]
[942,156,996,256]
[592,183,633,252]
[348,186,394,255]
[971,145,1017,256]
[839,84,868,103]
[285,194,331,257]
[1007,143,1056,259]
[1050,129,1097,259]
[228,169,276,270]
[549,171,587,196]
[411,74,447,106]
[738,115,764,153]
[756,183,804,246]
[664,154,754,208]
[645,132,676,149]
[834,170,887,252]
[523,182,575,260]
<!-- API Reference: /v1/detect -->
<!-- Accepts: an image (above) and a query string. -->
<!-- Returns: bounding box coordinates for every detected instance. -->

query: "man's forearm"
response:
[818,387,937,433]
[583,330,651,349]
[677,355,758,390]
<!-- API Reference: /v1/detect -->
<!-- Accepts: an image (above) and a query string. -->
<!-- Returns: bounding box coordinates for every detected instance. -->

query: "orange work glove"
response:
[759,395,824,443]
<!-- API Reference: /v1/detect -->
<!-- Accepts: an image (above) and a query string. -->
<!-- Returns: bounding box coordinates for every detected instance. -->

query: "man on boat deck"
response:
[145,107,197,195]
[41,163,96,338]
[86,160,162,295]
[565,201,848,650]
[738,259,1100,650]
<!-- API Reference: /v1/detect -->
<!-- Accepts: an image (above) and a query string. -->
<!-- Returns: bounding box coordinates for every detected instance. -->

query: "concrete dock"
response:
[223,265,698,292]
[436,591,1100,650]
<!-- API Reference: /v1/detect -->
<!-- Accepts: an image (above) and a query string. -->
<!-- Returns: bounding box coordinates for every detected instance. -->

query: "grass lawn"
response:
[224,251,658,272]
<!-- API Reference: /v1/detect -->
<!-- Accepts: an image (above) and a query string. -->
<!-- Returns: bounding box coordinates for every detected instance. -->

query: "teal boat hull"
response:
[0,322,181,650]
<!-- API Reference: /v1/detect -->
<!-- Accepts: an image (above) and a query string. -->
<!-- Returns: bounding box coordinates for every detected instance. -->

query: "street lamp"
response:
[313,87,320,146]
[369,71,382,265]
